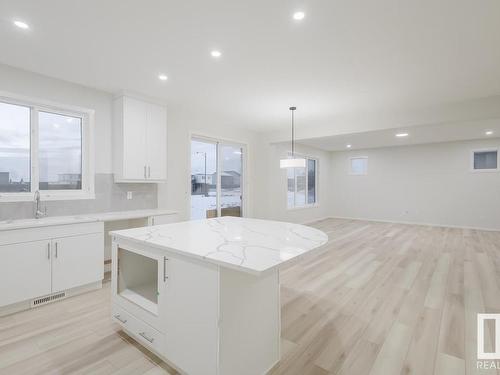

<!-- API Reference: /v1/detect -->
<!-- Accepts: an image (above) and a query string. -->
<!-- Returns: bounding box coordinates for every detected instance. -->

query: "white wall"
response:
[0,63,113,173]
[330,139,500,230]
[256,142,331,224]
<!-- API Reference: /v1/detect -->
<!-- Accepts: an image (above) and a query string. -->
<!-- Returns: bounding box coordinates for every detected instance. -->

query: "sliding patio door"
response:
[190,137,244,220]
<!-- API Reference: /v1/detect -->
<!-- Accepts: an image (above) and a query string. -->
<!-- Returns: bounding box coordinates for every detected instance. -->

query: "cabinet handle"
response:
[139,332,154,343]
[114,314,127,324]
[163,257,168,282]
[148,166,151,178]
[47,243,50,259]
[55,242,58,258]
[144,165,147,178]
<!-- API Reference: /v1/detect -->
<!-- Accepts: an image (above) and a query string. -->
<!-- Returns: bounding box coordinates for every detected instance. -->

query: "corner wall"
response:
[329,139,500,230]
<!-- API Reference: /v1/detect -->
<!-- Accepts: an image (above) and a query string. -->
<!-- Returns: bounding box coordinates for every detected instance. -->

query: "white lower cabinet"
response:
[0,222,104,311]
[0,240,52,306]
[52,232,104,292]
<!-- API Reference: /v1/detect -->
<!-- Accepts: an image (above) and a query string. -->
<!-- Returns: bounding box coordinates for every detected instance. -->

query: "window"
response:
[472,149,498,171]
[0,94,94,201]
[0,102,31,193]
[350,156,368,175]
[287,156,317,209]
[190,137,245,219]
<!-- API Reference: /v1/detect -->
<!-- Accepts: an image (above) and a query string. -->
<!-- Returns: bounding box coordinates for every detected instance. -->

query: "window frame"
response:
[349,156,368,176]
[0,92,95,202]
[286,154,319,210]
[470,148,499,173]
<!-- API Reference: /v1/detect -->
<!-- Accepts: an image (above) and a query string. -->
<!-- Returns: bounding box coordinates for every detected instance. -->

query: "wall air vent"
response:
[31,292,66,308]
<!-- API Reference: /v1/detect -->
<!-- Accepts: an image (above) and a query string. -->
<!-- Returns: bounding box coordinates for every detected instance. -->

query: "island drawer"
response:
[112,304,165,354]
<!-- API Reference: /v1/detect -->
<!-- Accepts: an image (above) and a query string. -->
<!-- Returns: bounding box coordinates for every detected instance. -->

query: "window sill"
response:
[287,204,320,211]
[470,168,499,173]
[0,192,96,203]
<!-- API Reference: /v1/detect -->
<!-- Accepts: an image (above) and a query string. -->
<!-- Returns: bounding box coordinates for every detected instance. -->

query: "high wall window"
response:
[350,156,368,175]
[0,95,94,201]
[472,149,498,171]
[287,156,317,209]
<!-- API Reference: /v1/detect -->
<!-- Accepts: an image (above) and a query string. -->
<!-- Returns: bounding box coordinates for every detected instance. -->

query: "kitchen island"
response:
[110,217,328,375]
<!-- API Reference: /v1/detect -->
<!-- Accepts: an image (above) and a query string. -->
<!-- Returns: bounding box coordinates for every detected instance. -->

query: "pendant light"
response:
[280,106,306,168]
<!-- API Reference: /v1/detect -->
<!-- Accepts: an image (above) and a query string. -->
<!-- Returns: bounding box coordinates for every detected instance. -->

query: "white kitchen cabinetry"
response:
[113,95,167,183]
[0,240,52,307]
[52,232,104,292]
[0,222,104,315]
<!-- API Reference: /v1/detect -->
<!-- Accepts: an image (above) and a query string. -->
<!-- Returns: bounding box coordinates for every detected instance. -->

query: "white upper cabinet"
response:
[113,96,167,183]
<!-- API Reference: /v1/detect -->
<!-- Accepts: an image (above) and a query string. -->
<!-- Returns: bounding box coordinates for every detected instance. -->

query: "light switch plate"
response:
[127,191,133,200]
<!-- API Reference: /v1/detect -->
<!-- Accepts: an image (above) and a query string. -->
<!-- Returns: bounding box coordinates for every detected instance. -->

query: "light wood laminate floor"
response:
[1,218,499,375]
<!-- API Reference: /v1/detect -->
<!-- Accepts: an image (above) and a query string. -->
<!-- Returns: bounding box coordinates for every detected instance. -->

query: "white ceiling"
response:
[1,0,500,134]
[299,119,500,151]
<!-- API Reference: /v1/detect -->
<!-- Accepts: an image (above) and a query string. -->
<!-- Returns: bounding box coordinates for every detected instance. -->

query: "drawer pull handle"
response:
[139,332,154,343]
[114,314,127,324]
[163,257,168,283]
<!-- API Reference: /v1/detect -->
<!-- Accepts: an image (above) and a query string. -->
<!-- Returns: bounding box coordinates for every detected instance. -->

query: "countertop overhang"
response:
[111,217,329,276]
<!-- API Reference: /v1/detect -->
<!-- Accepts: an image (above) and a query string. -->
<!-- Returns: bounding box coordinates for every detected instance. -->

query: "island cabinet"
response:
[113,95,167,183]
[112,242,274,375]
[110,217,328,375]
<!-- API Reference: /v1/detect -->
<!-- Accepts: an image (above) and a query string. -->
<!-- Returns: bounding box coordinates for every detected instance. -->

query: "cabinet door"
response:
[0,240,51,307]
[146,104,167,180]
[52,233,104,293]
[123,97,148,180]
[161,256,219,375]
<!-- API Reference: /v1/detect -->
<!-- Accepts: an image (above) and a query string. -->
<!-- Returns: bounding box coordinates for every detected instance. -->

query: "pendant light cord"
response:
[290,106,296,157]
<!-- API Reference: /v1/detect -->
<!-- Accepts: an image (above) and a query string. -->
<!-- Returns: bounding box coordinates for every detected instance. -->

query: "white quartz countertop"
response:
[0,209,178,231]
[90,209,177,222]
[110,217,328,275]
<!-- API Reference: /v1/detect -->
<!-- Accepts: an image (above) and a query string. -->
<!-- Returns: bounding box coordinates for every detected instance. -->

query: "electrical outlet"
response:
[127,191,133,200]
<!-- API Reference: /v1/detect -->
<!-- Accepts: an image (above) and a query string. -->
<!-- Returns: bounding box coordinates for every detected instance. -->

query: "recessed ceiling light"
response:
[13,20,29,30]
[293,11,305,20]
[211,50,222,58]
[346,144,352,148]
[158,74,168,81]
[396,133,409,137]
[485,130,494,136]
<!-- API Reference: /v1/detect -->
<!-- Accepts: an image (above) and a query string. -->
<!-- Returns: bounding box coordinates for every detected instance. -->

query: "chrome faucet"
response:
[34,190,47,219]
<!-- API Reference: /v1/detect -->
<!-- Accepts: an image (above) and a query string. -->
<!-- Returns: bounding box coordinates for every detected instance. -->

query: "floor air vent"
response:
[31,292,66,307]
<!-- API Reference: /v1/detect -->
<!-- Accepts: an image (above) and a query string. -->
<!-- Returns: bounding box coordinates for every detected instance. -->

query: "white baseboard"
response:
[329,215,500,232]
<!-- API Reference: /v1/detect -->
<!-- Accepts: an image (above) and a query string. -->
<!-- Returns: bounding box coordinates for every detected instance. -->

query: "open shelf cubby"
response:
[117,247,159,315]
